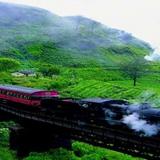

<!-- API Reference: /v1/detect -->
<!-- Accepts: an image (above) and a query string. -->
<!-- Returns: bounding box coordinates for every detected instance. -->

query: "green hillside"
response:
[0,2,151,67]
[0,2,158,160]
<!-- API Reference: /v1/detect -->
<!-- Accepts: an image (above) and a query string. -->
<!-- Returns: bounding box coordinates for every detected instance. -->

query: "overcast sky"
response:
[1,0,160,50]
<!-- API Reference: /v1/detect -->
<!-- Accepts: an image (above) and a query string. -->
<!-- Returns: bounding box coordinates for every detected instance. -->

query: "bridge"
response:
[0,102,159,159]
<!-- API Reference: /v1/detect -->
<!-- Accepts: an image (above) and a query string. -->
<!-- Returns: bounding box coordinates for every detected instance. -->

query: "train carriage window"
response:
[23,95,26,99]
[16,94,20,98]
[24,95,28,99]
[2,90,6,95]
[15,93,17,97]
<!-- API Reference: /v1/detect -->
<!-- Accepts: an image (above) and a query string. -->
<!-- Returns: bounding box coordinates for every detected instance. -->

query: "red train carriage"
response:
[0,85,59,107]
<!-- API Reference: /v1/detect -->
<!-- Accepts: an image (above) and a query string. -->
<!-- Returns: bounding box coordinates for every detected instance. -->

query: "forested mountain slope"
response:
[0,2,151,66]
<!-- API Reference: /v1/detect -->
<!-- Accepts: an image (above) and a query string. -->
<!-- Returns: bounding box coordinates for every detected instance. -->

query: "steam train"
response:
[0,84,160,136]
[1,84,160,158]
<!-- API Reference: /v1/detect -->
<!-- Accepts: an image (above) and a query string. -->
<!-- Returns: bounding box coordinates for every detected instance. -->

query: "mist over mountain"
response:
[0,2,151,67]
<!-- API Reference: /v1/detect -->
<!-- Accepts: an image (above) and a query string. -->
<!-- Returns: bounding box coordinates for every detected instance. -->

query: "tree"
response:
[39,64,60,77]
[120,58,149,86]
[0,58,20,72]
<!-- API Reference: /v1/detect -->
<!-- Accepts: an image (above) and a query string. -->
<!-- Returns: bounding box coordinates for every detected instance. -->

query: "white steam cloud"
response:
[123,113,159,136]
[145,48,160,61]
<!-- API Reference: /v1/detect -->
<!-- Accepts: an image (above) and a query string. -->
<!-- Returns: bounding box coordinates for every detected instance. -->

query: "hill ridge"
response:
[0,2,151,67]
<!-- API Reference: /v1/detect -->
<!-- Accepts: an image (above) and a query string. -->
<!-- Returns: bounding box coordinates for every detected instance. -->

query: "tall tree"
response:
[120,58,149,86]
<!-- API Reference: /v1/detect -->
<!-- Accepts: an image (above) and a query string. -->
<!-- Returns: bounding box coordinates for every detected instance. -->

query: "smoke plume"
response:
[123,113,159,136]
[145,48,160,61]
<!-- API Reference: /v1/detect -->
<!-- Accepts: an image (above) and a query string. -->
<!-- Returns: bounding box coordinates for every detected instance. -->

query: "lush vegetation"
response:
[0,2,158,160]
[0,2,151,68]
[23,141,143,160]
[0,64,159,106]
[0,122,16,160]
[0,58,20,72]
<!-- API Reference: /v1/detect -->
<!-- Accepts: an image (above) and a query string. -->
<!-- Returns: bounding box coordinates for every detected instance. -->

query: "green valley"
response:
[0,2,159,160]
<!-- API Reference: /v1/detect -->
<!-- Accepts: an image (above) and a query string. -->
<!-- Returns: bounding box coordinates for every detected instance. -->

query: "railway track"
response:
[0,104,159,159]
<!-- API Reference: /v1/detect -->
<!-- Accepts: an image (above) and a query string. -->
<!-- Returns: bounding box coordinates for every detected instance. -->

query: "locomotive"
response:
[0,84,160,136]
[42,96,160,136]
[42,98,160,137]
